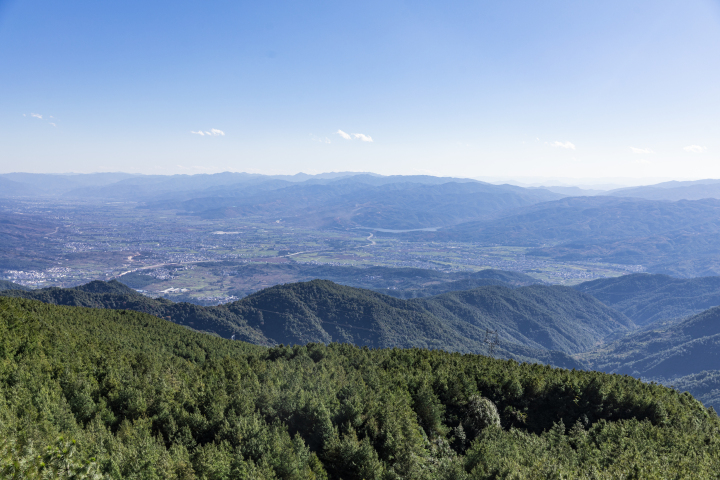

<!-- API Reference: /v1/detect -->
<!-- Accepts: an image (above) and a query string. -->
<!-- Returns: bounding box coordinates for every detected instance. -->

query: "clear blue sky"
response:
[1,0,718,180]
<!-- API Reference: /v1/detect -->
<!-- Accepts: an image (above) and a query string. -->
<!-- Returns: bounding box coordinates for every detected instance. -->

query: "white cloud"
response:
[550,141,575,150]
[630,147,653,154]
[191,128,225,136]
[49,122,56,127]
[334,129,373,142]
[633,158,651,165]
[335,129,352,140]
[684,145,706,153]
[352,133,373,142]
[30,113,42,119]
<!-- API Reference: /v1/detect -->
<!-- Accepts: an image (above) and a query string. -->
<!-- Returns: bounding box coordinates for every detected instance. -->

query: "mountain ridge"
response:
[0,278,635,368]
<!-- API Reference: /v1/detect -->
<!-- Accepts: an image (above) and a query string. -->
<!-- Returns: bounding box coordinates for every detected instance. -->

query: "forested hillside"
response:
[579,305,720,409]
[415,285,632,354]
[2,297,718,479]
[575,273,720,326]
[581,306,720,379]
[0,280,29,291]
[379,278,522,299]
[1,279,635,367]
[0,280,269,345]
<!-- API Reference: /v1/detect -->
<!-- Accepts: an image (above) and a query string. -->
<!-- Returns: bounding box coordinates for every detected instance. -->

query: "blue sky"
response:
[1,0,718,180]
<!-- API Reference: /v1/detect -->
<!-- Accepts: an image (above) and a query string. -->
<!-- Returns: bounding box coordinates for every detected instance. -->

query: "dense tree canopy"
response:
[1,297,718,478]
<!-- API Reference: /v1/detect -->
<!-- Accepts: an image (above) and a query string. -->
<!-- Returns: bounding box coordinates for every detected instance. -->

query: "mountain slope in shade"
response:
[226,280,472,350]
[575,273,720,326]
[416,285,633,354]
[580,306,720,380]
[0,280,31,291]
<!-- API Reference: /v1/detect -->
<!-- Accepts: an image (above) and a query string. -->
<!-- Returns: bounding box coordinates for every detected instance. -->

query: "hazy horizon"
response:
[0,169,708,190]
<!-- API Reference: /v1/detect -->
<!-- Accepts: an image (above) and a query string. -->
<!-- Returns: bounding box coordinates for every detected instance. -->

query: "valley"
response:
[0,196,642,304]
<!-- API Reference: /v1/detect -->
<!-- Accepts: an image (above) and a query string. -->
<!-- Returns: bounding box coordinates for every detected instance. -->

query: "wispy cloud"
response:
[335,129,352,140]
[684,145,706,153]
[310,134,331,144]
[633,158,651,165]
[49,122,56,127]
[630,147,653,154]
[352,133,373,142]
[335,129,373,142]
[549,141,575,150]
[190,128,225,137]
[30,113,43,119]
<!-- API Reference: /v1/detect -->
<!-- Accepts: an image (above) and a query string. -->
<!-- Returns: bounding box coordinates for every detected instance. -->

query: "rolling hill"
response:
[579,305,720,408]
[580,306,720,379]
[429,196,720,277]
[0,280,269,344]
[0,280,30,291]
[0,278,637,367]
[574,273,720,326]
[415,285,632,354]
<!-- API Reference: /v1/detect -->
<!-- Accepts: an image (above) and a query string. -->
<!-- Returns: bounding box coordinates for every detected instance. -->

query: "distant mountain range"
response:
[606,179,720,201]
[435,196,720,245]
[416,196,720,277]
[174,181,562,229]
[8,172,720,275]
[0,172,563,230]
[7,172,720,202]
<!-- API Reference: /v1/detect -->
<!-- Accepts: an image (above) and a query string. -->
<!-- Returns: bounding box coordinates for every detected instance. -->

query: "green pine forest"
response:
[2,296,720,479]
